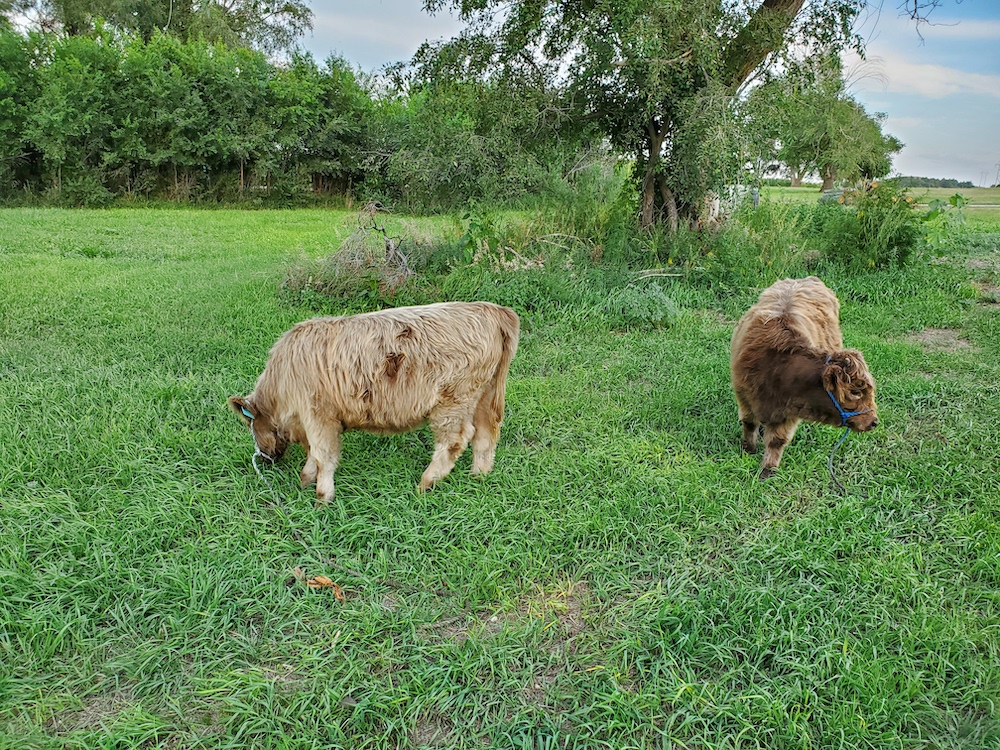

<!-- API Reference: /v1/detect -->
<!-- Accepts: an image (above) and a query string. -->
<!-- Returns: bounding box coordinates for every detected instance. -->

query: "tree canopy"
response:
[7,0,311,51]
[749,54,903,189]
[418,0,948,227]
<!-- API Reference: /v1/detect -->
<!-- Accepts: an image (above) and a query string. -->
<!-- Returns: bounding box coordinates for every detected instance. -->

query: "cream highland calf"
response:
[230,301,520,503]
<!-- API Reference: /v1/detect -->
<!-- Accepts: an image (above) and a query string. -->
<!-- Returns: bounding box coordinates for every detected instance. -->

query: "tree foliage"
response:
[7,0,311,52]
[420,0,950,227]
[0,25,584,208]
[420,0,870,226]
[749,54,903,189]
[0,27,370,203]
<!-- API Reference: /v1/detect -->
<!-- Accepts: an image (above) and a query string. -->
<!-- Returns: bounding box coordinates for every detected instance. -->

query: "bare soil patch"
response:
[423,581,591,646]
[408,712,454,747]
[966,258,998,271]
[973,281,1000,305]
[907,328,975,352]
[48,687,134,733]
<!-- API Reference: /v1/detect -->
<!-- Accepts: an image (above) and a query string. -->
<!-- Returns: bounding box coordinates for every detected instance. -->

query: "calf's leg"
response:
[308,423,343,505]
[419,406,475,492]
[470,384,501,476]
[735,392,759,454]
[300,436,317,487]
[758,419,800,481]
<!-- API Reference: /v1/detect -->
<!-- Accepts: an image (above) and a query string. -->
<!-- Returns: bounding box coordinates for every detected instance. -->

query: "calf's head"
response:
[228,395,289,461]
[821,350,879,431]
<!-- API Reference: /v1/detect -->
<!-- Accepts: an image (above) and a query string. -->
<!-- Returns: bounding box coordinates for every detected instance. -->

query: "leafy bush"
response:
[922,193,968,253]
[280,203,686,330]
[281,203,433,309]
[805,180,921,269]
[636,201,811,301]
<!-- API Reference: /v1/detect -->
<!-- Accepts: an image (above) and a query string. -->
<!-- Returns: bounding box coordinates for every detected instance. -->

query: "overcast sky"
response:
[299,1,1000,185]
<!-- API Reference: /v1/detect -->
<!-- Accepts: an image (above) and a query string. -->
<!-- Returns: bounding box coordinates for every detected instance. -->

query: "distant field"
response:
[765,185,1000,227]
[913,186,1000,205]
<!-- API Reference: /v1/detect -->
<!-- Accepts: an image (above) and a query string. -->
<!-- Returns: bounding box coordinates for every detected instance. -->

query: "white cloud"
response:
[846,50,1000,99]
[312,11,462,48]
[912,18,1000,40]
[304,4,465,69]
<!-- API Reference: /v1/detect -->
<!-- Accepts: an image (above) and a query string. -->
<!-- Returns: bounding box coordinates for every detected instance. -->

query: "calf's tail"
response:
[488,306,520,426]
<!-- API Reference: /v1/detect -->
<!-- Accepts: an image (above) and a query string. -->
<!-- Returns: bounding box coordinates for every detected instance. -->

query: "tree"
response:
[0,0,31,29]
[0,27,39,189]
[751,54,903,189]
[420,0,949,228]
[8,0,310,51]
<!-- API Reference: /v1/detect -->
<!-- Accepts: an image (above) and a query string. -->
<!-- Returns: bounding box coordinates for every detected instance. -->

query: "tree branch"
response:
[721,0,806,88]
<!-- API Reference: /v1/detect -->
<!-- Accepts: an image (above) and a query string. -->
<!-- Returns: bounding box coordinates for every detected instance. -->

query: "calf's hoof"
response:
[741,440,759,455]
[758,467,776,482]
[314,490,333,507]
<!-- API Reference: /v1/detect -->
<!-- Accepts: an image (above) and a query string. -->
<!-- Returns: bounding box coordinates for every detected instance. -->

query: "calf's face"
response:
[228,396,289,461]
[821,350,879,431]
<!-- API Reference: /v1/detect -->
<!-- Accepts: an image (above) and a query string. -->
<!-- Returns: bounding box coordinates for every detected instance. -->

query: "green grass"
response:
[1,207,999,749]
[765,185,1000,230]
[766,184,1000,206]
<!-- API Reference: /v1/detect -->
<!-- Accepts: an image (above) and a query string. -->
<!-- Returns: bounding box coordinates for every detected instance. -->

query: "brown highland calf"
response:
[230,301,520,503]
[730,277,879,480]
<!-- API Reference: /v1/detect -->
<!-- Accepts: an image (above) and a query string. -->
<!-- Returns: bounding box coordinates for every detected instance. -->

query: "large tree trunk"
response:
[659,182,679,234]
[820,164,836,191]
[640,119,666,229]
[721,0,807,88]
[790,170,802,188]
[640,169,656,228]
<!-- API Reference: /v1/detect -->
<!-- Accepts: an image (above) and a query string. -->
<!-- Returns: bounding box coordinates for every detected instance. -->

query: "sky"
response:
[299,1,1000,186]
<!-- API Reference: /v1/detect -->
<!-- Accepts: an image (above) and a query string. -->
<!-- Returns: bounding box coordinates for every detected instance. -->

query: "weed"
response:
[806,181,922,269]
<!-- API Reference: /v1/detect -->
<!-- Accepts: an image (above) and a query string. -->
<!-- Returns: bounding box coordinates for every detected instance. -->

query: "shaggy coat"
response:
[230,301,520,503]
[730,277,879,480]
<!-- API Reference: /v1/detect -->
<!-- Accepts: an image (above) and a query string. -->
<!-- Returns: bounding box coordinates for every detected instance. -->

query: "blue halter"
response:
[825,356,873,426]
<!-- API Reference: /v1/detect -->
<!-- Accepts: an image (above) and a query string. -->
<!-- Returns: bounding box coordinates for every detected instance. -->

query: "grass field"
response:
[1,207,999,749]
[764,185,1000,230]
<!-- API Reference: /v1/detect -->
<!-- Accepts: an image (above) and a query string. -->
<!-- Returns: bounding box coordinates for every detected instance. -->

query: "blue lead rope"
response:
[826,388,872,426]
[827,426,852,493]
[824,357,872,493]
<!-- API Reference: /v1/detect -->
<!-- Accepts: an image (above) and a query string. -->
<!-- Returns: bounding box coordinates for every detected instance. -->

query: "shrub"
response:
[922,193,968,253]
[281,202,431,309]
[647,201,811,301]
[805,180,921,269]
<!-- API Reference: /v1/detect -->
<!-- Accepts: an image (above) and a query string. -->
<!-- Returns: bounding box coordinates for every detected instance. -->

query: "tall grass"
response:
[1,206,999,749]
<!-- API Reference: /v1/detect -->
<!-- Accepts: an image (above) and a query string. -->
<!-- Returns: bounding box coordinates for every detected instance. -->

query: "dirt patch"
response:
[521,664,562,708]
[259,663,301,686]
[423,581,591,646]
[507,581,591,642]
[967,258,998,271]
[408,712,453,747]
[187,704,227,741]
[973,281,1000,305]
[49,687,134,733]
[907,328,975,352]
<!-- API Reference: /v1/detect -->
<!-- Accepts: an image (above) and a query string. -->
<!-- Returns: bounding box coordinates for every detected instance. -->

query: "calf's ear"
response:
[228,396,255,423]
[841,349,868,377]
[821,359,847,392]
